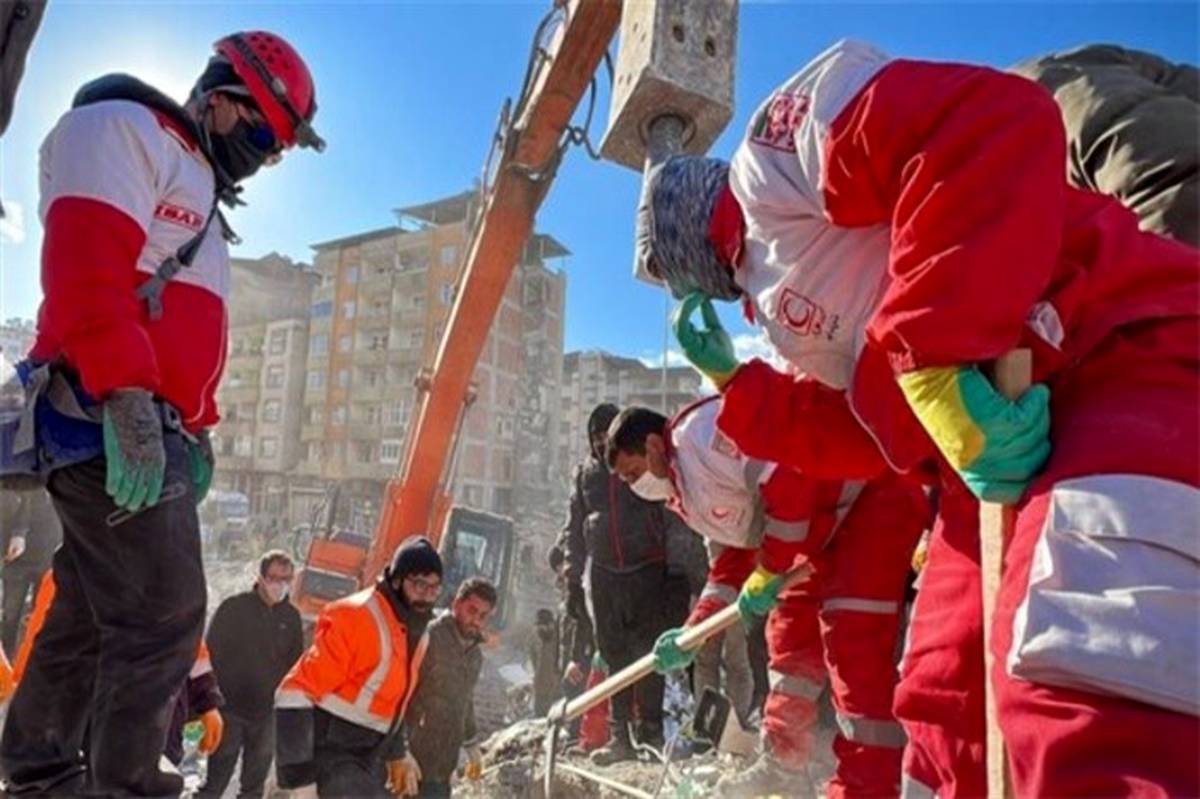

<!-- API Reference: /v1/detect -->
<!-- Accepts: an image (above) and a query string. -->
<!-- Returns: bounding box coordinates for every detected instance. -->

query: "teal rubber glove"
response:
[673,291,740,388]
[898,366,1051,503]
[737,565,782,624]
[187,431,214,505]
[651,628,696,674]
[102,388,165,513]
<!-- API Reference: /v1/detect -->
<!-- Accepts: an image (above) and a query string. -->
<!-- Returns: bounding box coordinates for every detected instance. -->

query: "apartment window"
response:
[354,442,375,464]
[380,439,402,464]
[306,441,325,461]
[259,437,279,458]
[234,436,252,457]
[369,334,389,351]
[409,330,424,348]
[307,406,324,424]
[365,405,382,425]
[495,416,514,440]
[440,245,458,266]
[338,335,353,353]
[341,301,356,320]
[363,369,381,387]
[311,300,333,318]
[268,329,288,355]
[385,402,408,426]
[331,405,347,425]
[410,294,425,309]
[262,400,282,423]
[265,365,284,389]
[337,369,350,388]
[492,487,512,515]
[345,265,360,284]
[309,333,328,356]
[307,370,325,389]
[440,283,454,305]
[225,406,239,423]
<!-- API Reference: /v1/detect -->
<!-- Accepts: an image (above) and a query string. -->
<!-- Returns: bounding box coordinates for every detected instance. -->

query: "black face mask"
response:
[209,118,270,183]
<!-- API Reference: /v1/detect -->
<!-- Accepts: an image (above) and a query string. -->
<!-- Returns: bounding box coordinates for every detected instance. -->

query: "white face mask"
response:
[630,470,674,502]
[260,578,290,604]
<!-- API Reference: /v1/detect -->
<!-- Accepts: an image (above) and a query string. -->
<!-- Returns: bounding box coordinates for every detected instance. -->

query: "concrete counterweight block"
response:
[600,0,737,173]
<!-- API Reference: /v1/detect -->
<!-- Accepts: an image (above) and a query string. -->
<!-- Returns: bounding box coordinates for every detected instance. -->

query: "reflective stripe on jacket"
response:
[276,587,428,734]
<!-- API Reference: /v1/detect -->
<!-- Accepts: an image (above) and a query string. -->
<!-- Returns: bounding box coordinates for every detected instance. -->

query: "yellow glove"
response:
[898,365,1050,503]
[198,708,224,755]
[0,650,14,704]
[387,753,421,796]
[465,745,483,780]
[737,565,783,623]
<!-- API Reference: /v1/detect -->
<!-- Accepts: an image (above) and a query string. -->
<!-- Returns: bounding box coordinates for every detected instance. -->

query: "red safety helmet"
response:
[215,31,324,151]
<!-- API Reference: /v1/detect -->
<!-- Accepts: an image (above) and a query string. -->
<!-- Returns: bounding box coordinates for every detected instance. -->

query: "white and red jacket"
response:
[727,39,1198,472]
[31,99,230,432]
[665,397,865,623]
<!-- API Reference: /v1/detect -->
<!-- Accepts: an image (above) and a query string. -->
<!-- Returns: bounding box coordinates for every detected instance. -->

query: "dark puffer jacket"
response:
[561,456,668,583]
[1012,44,1199,246]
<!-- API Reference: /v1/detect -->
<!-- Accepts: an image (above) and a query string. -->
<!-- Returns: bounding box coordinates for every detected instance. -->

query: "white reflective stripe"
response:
[768,669,824,701]
[835,713,907,748]
[358,593,395,717]
[400,629,431,718]
[901,772,938,799]
[317,694,391,734]
[764,516,809,542]
[834,481,865,522]
[822,597,899,615]
[275,688,314,709]
[743,458,772,491]
[189,659,212,679]
[699,582,738,605]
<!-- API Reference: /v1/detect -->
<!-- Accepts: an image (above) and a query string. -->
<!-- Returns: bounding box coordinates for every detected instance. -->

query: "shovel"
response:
[542,564,811,797]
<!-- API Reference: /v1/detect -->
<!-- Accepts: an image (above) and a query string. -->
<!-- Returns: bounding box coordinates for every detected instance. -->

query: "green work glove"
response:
[898,365,1050,503]
[651,627,696,674]
[673,291,740,389]
[102,388,165,513]
[187,431,214,505]
[737,565,782,624]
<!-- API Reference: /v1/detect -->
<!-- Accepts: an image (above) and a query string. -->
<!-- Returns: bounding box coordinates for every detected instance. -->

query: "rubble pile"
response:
[454,718,840,798]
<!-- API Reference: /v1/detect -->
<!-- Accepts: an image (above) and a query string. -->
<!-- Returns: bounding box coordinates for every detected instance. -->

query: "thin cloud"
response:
[0,201,26,245]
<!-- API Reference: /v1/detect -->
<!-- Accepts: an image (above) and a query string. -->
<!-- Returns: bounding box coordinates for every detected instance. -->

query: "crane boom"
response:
[361,0,623,583]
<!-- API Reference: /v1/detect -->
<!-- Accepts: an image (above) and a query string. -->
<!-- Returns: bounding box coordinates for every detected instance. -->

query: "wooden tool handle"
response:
[981,349,1032,799]
[557,564,810,723]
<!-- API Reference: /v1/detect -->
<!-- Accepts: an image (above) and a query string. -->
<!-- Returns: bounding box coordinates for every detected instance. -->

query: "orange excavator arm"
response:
[360,0,622,584]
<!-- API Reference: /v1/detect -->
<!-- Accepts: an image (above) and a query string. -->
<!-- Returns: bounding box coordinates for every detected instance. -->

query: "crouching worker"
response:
[275,538,442,797]
[606,402,928,798]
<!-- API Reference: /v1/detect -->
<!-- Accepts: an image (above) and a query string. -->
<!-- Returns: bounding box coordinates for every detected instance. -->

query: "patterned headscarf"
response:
[635,155,743,301]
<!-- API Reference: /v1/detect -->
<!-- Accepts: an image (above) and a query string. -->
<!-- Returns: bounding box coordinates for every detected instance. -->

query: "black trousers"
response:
[1,563,42,655]
[0,433,206,796]
[197,712,274,799]
[588,564,689,730]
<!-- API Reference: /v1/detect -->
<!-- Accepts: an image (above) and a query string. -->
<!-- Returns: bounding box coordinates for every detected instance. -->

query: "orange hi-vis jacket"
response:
[275,586,428,734]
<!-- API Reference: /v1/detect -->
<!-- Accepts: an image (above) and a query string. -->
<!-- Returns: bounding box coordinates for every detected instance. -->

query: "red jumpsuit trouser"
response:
[897,317,1200,798]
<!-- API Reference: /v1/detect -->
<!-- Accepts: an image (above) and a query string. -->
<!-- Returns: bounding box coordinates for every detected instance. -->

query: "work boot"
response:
[713,753,815,798]
[636,719,665,751]
[589,721,637,766]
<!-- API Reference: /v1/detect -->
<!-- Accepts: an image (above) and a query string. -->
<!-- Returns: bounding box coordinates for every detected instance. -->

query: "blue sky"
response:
[1,1,1196,366]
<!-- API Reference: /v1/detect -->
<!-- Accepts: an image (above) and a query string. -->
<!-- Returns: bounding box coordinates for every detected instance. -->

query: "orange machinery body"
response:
[295,0,622,616]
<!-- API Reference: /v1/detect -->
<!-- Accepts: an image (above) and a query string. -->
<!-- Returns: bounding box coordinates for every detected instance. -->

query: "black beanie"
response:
[387,536,443,582]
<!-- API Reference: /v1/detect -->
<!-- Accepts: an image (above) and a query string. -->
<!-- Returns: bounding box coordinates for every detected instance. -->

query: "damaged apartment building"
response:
[212,192,569,572]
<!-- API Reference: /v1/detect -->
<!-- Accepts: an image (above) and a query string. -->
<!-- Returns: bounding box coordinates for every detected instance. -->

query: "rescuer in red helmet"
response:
[0,32,321,796]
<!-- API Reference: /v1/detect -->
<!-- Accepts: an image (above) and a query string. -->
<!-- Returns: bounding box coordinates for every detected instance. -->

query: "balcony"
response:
[357,312,391,331]
[353,349,388,367]
[388,348,423,367]
[226,351,264,370]
[348,423,383,440]
[219,384,260,404]
[219,454,254,472]
[350,382,388,402]
[348,461,390,481]
[301,424,325,440]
